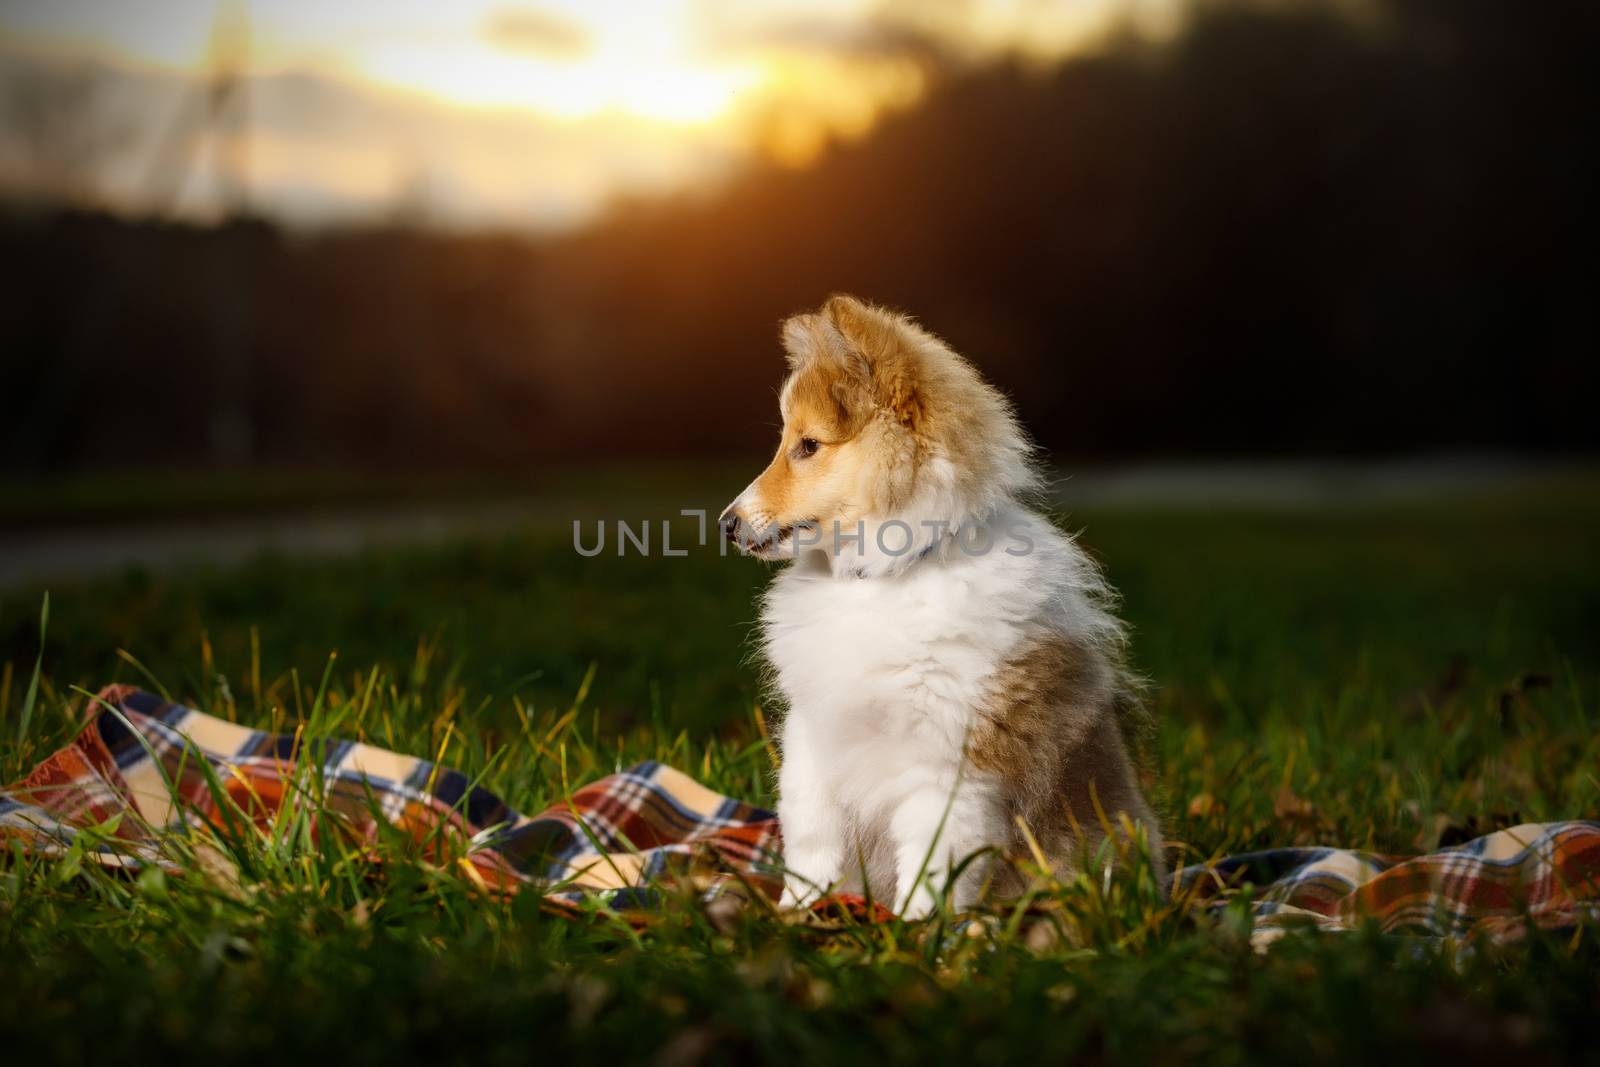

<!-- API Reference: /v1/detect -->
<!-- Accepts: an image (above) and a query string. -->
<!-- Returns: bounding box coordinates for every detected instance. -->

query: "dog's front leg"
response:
[890,771,1006,919]
[777,713,844,909]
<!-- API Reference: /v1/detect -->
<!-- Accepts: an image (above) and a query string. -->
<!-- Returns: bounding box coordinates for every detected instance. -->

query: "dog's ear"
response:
[779,309,871,434]
[824,294,925,431]
[780,312,846,371]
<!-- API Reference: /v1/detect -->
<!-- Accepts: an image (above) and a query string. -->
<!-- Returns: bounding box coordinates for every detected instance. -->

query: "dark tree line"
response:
[3,0,1596,473]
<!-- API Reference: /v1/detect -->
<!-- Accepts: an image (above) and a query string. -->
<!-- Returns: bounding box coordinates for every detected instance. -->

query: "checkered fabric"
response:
[4,686,1598,940]
[0,686,783,912]
[1173,822,1600,942]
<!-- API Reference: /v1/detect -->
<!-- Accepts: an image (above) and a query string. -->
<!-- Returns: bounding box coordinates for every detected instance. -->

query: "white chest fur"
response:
[760,508,1119,913]
[763,510,1105,731]
[767,540,1031,748]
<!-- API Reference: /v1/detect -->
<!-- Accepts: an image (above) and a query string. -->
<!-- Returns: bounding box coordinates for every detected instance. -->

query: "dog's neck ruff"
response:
[836,534,943,581]
[823,500,1010,582]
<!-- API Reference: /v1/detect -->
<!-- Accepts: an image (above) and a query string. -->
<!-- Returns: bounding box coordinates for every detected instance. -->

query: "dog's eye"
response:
[797,437,820,458]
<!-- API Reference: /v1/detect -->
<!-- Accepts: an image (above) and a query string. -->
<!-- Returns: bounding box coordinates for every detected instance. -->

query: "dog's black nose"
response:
[719,512,742,544]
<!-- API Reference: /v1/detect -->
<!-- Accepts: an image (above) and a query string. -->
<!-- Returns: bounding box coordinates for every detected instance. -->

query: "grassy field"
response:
[2,478,1598,1062]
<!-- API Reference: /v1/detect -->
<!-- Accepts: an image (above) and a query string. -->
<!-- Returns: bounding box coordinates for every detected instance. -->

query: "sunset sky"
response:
[0,0,1180,228]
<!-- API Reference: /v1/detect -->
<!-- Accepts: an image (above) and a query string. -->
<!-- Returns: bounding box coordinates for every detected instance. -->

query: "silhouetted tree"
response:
[2,0,1595,471]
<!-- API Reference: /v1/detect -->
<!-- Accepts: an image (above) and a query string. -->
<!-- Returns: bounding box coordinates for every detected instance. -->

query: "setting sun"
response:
[349,12,766,126]
[0,0,1135,226]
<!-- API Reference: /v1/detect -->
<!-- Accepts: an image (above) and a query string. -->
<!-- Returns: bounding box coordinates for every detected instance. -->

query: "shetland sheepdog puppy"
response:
[720,295,1163,917]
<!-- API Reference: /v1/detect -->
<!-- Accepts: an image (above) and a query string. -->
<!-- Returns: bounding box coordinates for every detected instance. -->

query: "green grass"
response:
[2,480,1598,1063]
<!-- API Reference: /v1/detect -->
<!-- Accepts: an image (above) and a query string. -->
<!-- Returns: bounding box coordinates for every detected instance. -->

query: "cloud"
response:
[0,39,741,229]
[481,9,592,61]
[715,15,950,63]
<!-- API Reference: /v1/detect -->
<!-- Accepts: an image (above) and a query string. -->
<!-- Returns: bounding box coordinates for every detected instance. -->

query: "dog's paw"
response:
[899,886,941,921]
[778,844,841,911]
[779,877,819,912]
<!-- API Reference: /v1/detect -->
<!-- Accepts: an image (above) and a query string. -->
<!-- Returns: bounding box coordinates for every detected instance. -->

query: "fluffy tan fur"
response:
[735,294,1036,550]
[969,631,1163,892]
[730,295,1163,906]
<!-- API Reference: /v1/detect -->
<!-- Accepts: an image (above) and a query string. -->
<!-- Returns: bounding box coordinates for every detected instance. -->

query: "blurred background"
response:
[0,0,1596,809]
[4,9,1600,1054]
[3,0,1595,482]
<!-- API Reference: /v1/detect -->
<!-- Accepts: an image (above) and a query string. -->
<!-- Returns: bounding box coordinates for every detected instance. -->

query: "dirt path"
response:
[0,502,549,591]
[2,459,1586,591]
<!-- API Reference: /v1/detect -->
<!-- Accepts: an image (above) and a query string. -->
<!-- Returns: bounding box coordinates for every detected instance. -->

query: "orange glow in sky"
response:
[0,0,1176,227]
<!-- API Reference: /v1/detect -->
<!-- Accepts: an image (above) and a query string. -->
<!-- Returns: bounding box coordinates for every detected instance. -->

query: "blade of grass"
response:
[16,591,48,745]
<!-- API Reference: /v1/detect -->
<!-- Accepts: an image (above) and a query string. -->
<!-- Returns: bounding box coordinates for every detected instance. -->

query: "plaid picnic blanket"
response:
[4,686,1598,940]
[0,686,781,913]
[1177,826,1600,944]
